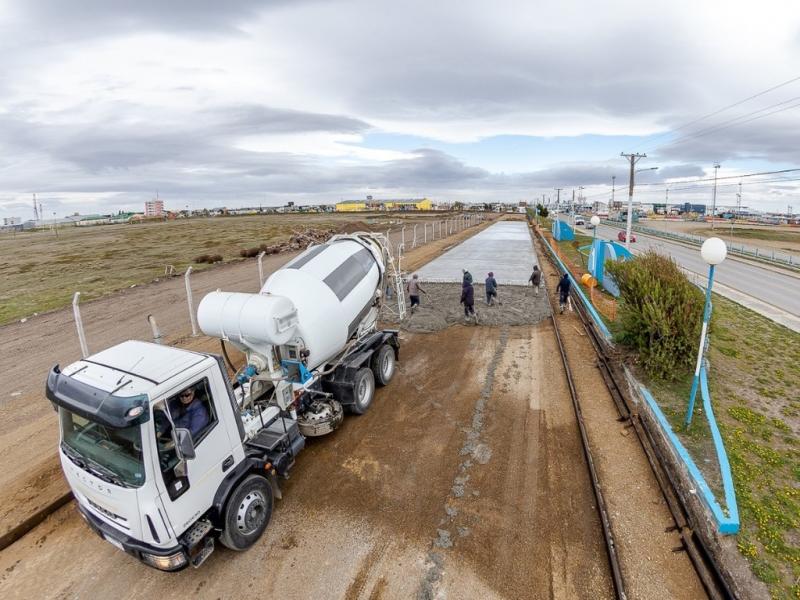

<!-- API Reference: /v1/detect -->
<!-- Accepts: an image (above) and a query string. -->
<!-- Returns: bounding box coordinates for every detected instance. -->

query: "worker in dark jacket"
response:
[462,268,473,285]
[460,279,476,321]
[555,273,571,314]
[485,272,498,305]
[529,265,542,296]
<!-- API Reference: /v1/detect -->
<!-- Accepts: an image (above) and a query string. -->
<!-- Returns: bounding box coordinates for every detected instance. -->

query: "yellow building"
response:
[335,198,433,212]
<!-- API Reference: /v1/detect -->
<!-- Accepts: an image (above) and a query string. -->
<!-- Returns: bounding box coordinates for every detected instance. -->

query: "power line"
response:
[631,74,800,151]
[653,97,800,151]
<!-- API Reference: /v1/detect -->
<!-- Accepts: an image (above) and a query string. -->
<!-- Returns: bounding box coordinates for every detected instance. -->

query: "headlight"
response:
[141,550,187,571]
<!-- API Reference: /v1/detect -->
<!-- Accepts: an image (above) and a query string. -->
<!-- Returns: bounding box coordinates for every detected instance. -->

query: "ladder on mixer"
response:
[380,234,406,321]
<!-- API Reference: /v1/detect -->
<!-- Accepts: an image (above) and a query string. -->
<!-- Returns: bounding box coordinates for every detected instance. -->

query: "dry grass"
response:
[0,212,438,325]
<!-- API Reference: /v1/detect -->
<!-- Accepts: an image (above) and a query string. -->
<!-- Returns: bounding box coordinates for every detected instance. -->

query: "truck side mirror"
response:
[174,428,196,460]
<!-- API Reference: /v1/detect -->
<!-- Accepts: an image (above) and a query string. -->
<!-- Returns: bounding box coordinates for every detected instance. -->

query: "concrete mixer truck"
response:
[45,232,400,571]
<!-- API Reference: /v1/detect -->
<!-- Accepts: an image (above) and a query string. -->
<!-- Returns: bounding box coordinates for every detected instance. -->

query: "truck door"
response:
[151,371,235,536]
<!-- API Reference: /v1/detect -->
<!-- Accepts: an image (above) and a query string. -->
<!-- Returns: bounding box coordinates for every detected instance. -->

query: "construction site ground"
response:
[1,217,704,599]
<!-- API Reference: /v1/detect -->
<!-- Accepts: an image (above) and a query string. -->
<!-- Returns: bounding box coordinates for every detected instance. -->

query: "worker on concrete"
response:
[405,273,427,313]
[462,268,473,285]
[460,279,476,321]
[556,273,572,314]
[485,272,498,305]
[529,265,542,296]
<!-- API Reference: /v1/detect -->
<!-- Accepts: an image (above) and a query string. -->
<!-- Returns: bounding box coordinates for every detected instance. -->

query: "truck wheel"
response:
[371,344,395,387]
[219,474,273,551]
[349,367,375,415]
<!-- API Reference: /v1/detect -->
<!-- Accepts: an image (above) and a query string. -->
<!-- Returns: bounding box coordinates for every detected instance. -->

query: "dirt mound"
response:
[336,221,373,234]
[382,283,552,332]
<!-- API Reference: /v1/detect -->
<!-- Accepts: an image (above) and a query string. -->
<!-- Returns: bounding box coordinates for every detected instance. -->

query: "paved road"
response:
[583,221,800,318]
[416,221,536,285]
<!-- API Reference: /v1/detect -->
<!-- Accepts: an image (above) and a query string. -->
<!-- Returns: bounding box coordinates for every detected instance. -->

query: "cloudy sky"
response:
[1,0,799,219]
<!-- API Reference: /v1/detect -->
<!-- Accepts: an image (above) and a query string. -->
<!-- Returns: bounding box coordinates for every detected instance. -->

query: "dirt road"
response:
[0,323,613,599]
[0,219,493,544]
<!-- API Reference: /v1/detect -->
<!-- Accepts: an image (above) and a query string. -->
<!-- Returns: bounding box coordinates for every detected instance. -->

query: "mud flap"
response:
[270,475,282,500]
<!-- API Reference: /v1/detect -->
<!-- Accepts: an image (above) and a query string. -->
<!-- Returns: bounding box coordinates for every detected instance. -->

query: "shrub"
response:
[605,251,704,380]
[194,254,223,264]
[239,247,260,258]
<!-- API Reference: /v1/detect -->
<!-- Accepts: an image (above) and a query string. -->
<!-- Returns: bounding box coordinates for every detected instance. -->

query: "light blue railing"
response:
[600,219,799,271]
[537,227,740,534]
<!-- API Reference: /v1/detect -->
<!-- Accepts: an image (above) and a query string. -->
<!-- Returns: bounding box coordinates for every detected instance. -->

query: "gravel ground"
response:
[384,283,552,332]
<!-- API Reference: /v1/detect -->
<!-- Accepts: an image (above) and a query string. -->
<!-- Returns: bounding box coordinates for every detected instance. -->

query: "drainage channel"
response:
[535,225,734,600]
[542,281,627,599]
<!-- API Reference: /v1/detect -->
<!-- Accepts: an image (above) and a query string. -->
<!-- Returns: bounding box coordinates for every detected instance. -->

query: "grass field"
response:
[688,227,800,245]
[639,296,800,598]
[0,212,433,325]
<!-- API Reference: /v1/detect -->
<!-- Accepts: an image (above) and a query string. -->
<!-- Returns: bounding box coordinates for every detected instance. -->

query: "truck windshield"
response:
[59,407,146,488]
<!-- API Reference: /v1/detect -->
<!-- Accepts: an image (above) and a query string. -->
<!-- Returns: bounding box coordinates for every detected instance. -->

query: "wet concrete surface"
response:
[415,221,537,285]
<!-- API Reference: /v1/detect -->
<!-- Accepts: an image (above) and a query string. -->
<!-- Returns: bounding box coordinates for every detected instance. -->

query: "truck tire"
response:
[349,367,375,415]
[371,344,395,387]
[219,474,273,551]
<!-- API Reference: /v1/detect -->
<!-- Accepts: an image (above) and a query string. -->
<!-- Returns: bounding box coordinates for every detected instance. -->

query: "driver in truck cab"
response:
[171,385,210,440]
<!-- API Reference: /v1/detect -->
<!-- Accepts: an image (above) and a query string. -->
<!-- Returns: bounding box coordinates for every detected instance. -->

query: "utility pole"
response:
[711,163,721,229]
[736,182,742,220]
[571,189,575,224]
[33,193,39,222]
[555,187,562,211]
[611,175,616,210]
[621,152,647,250]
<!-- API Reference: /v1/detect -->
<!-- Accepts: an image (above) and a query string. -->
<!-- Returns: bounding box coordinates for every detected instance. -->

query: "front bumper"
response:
[77,504,188,571]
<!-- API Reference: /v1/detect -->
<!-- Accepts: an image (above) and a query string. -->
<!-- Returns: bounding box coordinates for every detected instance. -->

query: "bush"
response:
[536,203,549,218]
[194,254,223,264]
[239,247,260,258]
[605,251,704,380]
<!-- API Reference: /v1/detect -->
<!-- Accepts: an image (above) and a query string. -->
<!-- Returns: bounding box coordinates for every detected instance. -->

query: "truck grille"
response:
[87,498,129,529]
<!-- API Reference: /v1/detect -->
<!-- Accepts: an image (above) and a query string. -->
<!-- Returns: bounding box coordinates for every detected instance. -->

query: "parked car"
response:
[574,217,586,226]
[617,230,637,243]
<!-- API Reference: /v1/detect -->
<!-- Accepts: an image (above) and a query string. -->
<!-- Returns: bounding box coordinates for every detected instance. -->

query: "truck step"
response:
[247,418,300,452]
[182,519,213,550]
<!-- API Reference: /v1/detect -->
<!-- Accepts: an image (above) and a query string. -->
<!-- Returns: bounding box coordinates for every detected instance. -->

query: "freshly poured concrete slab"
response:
[415,221,537,285]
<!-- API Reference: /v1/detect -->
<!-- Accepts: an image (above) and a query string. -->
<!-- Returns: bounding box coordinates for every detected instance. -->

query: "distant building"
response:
[145,199,164,217]
[682,202,706,215]
[335,197,433,212]
[3,217,21,225]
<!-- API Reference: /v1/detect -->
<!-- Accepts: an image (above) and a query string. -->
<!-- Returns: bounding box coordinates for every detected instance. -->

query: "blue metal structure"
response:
[551,219,574,241]
[686,262,716,426]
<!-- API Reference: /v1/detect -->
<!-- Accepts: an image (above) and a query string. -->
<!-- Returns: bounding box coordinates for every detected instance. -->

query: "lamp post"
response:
[685,237,727,427]
[590,215,600,243]
[711,163,721,230]
[624,166,659,250]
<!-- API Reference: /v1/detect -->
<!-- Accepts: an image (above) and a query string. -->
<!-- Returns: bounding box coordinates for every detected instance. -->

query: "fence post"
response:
[147,314,163,345]
[401,227,405,247]
[185,267,199,337]
[424,223,427,244]
[257,250,266,288]
[412,225,418,248]
[72,292,89,358]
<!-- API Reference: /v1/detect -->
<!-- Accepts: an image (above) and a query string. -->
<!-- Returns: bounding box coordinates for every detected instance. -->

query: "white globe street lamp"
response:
[685,237,727,426]
[590,215,600,243]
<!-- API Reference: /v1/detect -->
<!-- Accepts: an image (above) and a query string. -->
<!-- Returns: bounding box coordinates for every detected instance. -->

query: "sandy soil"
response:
[645,220,800,254]
[0,325,613,599]
[0,218,494,544]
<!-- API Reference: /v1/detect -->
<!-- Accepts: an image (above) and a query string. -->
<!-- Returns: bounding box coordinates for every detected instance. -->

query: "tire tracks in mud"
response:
[417,327,509,600]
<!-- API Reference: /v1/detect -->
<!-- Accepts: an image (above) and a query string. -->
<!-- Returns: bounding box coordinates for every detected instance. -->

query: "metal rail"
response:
[543,284,627,599]
[536,216,735,598]
[568,285,733,600]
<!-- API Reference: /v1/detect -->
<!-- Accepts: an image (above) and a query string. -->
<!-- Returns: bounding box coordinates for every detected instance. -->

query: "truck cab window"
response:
[167,378,216,445]
[152,379,217,496]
